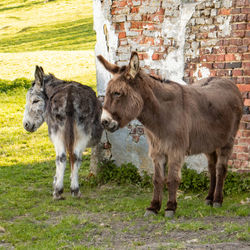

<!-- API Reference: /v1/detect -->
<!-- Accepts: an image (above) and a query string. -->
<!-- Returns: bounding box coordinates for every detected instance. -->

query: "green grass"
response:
[0,0,95,52]
[0,0,96,85]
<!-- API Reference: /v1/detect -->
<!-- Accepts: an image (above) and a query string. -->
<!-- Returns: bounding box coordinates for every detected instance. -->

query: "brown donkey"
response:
[98,52,243,217]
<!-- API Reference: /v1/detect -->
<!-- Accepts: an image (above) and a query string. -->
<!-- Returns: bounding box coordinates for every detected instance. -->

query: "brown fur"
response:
[98,52,243,215]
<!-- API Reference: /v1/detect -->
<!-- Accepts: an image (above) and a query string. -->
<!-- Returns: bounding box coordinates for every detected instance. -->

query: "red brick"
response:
[232,14,247,22]
[232,30,245,38]
[213,63,225,69]
[138,52,148,60]
[118,0,127,7]
[209,70,217,77]
[244,99,250,107]
[131,7,139,13]
[216,55,225,61]
[243,62,250,68]
[234,145,249,153]
[226,46,238,53]
[239,121,247,129]
[236,130,242,138]
[213,47,226,54]
[238,137,250,145]
[206,55,216,62]
[231,8,241,14]
[140,36,154,45]
[237,153,249,161]
[243,38,250,45]
[131,21,142,29]
[241,8,250,14]
[155,8,165,15]
[225,54,236,61]
[238,45,248,53]
[152,53,159,60]
[237,23,247,30]
[244,77,250,84]
[230,38,243,46]
[233,69,243,76]
[236,0,246,7]
[244,69,250,75]
[217,69,231,76]
[236,77,245,84]
[118,32,126,39]
[219,8,231,15]
[201,63,213,69]
[242,130,250,137]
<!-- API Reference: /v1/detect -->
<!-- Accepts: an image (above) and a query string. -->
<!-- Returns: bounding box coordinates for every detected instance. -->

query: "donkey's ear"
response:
[128,52,140,79]
[34,65,44,90]
[97,55,120,74]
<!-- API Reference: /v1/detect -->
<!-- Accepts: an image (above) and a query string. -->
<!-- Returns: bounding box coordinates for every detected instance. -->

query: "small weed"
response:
[224,222,250,241]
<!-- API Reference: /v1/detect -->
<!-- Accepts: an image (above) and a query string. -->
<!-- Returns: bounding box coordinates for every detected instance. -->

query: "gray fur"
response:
[23,66,103,199]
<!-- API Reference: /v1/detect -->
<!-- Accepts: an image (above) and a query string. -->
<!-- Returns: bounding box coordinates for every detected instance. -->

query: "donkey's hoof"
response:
[165,210,175,218]
[144,210,157,217]
[53,194,65,200]
[205,199,213,206]
[53,189,64,200]
[213,202,222,208]
[71,189,81,198]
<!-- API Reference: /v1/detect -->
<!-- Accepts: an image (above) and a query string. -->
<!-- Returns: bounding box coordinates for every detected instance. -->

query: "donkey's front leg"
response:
[165,155,184,218]
[51,132,66,200]
[145,154,166,216]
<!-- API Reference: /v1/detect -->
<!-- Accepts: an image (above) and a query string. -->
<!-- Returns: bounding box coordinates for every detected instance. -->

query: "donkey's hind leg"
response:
[51,132,66,200]
[205,152,217,206]
[70,131,90,198]
[213,142,233,207]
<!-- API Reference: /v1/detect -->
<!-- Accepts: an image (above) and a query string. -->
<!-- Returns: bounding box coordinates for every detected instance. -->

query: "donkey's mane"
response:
[149,74,172,84]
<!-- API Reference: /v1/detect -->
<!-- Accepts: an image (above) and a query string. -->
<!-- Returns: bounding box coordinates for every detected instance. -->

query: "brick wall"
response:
[184,0,250,171]
[94,0,250,172]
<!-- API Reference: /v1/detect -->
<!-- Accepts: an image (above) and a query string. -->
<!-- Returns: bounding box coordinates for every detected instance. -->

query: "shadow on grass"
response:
[0,1,44,13]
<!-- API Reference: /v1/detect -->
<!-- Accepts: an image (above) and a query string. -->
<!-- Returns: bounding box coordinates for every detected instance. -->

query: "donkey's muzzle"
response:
[101,109,119,132]
[101,119,119,132]
[23,121,35,132]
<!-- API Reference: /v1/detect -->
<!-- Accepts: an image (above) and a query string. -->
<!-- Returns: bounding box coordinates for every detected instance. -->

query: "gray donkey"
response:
[23,66,103,199]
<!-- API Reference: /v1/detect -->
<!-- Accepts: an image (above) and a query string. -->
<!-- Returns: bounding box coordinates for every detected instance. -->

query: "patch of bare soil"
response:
[62,211,250,249]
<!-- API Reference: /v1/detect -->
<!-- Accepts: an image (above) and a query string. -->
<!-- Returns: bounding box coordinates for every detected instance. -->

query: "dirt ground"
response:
[45,211,250,249]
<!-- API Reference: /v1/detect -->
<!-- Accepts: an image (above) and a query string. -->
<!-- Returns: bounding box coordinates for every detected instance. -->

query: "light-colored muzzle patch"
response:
[101,109,119,132]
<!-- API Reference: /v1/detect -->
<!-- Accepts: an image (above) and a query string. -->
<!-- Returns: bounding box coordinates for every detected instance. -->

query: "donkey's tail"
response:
[64,89,75,170]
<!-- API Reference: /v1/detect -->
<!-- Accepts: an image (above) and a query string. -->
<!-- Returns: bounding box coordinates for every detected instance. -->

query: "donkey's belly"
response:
[188,128,231,155]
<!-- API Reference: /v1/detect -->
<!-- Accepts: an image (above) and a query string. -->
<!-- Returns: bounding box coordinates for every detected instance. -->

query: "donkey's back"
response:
[47,80,103,149]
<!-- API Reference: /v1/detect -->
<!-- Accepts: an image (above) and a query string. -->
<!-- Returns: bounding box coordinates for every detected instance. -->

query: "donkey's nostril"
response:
[24,122,29,129]
[102,119,109,127]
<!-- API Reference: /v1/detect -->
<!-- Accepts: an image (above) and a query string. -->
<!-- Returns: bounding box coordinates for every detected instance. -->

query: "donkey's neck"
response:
[43,75,65,99]
[137,73,179,134]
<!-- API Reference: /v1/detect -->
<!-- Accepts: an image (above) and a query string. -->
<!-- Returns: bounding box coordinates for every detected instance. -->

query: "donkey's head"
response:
[98,52,144,132]
[23,66,47,132]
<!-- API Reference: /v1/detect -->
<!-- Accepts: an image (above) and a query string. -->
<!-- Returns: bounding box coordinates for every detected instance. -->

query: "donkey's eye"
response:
[32,99,39,104]
[113,92,121,97]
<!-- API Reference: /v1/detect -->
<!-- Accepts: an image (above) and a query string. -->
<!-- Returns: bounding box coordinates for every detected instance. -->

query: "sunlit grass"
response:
[0,0,95,52]
[0,50,96,88]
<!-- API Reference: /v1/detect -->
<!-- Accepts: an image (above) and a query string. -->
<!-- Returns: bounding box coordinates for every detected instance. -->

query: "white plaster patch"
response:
[160,2,199,84]
[93,0,118,96]
[218,16,231,37]
[193,64,211,80]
